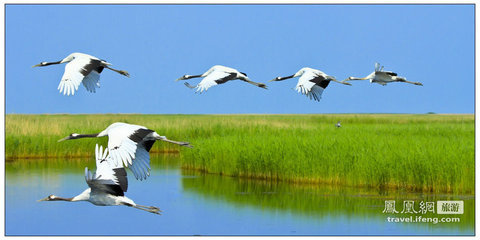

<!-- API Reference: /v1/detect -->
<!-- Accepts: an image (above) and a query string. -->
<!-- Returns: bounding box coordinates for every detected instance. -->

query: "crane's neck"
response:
[43,61,62,66]
[188,74,203,79]
[75,133,100,139]
[52,193,89,202]
[276,74,295,81]
[349,72,375,81]
[53,196,75,201]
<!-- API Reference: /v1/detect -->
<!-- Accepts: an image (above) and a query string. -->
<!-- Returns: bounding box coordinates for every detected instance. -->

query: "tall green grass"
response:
[178,114,474,194]
[6,114,474,194]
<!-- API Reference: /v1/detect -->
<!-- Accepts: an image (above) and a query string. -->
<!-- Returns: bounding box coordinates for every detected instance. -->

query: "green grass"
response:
[178,114,474,194]
[6,114,474,194]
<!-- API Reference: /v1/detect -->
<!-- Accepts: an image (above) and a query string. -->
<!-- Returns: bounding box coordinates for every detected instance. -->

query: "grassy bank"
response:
[178,114,474,194]
[6,114,474,194]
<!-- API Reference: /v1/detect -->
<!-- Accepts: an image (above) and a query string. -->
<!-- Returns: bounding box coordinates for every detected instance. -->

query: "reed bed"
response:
[6,114,474,194]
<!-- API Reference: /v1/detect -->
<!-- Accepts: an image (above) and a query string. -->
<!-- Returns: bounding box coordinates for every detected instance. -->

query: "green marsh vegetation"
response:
[6,114,474,194]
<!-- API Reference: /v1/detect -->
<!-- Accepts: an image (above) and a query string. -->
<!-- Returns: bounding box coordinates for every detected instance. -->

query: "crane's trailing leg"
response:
[132,204,162,215]
[330,78,352,86]
[395,77,423,86]
[403,80,423,86]
[240,78,268,89]
[343,77,369,82]
[159,137,193,148]
[105,66,130,77]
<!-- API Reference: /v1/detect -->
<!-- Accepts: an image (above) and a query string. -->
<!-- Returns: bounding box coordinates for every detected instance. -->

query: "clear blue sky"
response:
[6,4,474,114]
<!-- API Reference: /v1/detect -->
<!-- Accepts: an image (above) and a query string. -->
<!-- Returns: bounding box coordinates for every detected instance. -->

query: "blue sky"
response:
[6,4,474,114]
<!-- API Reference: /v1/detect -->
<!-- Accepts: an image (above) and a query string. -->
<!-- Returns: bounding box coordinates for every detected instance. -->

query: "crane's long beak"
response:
[57,136,70,142]
[268,78,280,82]
[37,197,49,202]
[175,76,186,81]
[32,64,42,68]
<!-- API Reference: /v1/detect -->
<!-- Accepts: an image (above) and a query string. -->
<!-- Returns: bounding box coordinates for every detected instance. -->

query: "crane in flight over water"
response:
[33,52,130,96]
[342,62,423,86]
[38,144,162,215]
[58,122,193,180]
[269,67,351,102]
[175,65,268,93]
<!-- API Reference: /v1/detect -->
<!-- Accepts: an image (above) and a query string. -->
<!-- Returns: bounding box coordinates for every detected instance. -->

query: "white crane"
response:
[58,122,193,180]
[269,67,351,102]
[336,121,342,128]
[32,52,130,96]
[38,144,162,215]
[175,65,267,93]
[342,62,423,86]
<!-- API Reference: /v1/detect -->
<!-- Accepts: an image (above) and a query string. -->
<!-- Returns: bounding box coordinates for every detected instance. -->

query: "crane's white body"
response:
[72,188,134,206]
[344,63,422,86]
[34,52,129,96]
[195,65,237,92]
[96,122,165,180]
[293,67,332,101]
[359,64,403,86]
[177,65,267,93]
[60,122,192,180]
[39,144,161,214]
[58,53,106,95]
[270,67,348,102]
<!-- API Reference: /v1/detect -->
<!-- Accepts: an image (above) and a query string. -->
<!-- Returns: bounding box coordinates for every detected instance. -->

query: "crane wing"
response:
[384,71,398,76]
[82,67,103,93]
[295,72,330,102]
[107,125,154,180]
[58,57,103,96]
[195,71,235,93]
[85,144,128,196]
[129,146,152,180]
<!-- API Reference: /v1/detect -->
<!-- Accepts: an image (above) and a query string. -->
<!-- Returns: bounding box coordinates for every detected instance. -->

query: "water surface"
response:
[5,155,474,235]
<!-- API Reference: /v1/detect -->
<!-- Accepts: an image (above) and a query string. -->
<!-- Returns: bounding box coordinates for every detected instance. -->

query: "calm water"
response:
[6,155,474,236]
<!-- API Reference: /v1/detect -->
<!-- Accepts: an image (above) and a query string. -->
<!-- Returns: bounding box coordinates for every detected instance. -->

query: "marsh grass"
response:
[6,114,474,194]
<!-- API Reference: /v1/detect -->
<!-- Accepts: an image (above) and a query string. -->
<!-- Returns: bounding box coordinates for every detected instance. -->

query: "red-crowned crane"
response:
[269,67,351,102]
[38,144,161,215]
[342,62,423,86]
[58,122,193,180]
[33,52,130,96]
[176,65,267,93]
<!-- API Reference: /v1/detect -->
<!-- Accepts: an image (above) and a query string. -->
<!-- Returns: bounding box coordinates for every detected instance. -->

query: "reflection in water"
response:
[5,156,474,235]
[181,169,474,234]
